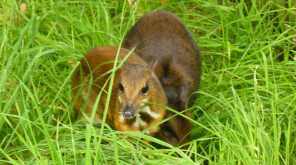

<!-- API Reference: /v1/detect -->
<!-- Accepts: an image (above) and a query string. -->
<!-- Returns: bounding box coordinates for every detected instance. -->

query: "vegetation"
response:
[0,0,295,164]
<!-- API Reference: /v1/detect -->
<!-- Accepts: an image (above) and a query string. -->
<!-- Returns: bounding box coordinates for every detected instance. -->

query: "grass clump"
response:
[0,0,295,164]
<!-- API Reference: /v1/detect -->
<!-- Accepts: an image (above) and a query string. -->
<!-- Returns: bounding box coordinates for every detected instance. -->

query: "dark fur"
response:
[123,10,202,147]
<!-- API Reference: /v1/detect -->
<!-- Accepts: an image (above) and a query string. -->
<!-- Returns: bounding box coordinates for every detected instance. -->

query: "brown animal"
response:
[123,10,202,147]
[72,46,167,140]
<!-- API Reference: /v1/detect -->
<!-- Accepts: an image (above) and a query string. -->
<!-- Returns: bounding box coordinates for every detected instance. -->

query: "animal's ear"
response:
[180,83,188,104]
[119,55,128,68]
[146,58,157,71]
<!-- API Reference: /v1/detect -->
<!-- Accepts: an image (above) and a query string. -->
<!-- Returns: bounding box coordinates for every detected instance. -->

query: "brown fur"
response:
[122,10,202,147]
[72,46,167,139]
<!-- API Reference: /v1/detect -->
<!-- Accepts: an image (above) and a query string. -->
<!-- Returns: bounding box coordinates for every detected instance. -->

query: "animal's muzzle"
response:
[123,107,135,119]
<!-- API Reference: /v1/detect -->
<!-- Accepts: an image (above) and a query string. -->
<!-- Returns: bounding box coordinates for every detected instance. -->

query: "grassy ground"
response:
[1,0,296,164]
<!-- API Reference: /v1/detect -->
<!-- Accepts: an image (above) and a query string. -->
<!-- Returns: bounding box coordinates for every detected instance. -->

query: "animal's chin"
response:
[123,115,135,120]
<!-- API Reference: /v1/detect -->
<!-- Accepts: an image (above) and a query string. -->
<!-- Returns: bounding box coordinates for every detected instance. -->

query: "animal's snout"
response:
[123,107,135,119]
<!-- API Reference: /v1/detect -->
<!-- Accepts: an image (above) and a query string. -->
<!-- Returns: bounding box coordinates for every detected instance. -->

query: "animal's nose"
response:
[123,108,135,119]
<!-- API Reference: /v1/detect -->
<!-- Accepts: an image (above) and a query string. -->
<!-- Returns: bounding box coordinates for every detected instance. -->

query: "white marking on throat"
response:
[119,112,147,127]
[133,115,147,127]
[140,106,160,119]
[118,106,159,128]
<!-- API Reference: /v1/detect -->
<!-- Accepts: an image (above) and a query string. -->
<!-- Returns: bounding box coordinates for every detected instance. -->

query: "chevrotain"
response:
[123,10,202,146]
[72,46,167,140]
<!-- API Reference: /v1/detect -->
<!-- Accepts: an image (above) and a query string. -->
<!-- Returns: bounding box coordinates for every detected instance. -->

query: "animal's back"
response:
[123,10,202,146]
[123,10,201,104]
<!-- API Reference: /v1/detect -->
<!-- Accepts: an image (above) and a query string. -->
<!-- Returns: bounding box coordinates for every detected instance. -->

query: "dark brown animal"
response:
[122,10,202,147]
[72,46,167,140]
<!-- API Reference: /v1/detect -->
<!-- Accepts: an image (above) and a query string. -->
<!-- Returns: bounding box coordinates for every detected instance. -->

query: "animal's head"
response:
[118,59,157,119]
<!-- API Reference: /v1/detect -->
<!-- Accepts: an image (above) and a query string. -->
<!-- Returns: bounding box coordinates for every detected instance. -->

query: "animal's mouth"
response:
[123,113,134,119]
[121,105,147,120]
[122,107,136,119]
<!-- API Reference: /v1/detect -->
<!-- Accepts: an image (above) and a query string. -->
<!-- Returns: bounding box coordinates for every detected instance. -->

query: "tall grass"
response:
[0,0,295,164]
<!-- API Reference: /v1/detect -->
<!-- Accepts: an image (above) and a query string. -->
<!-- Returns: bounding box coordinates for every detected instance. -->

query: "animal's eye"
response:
[119,83,124,92]
[142,84,149,94]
